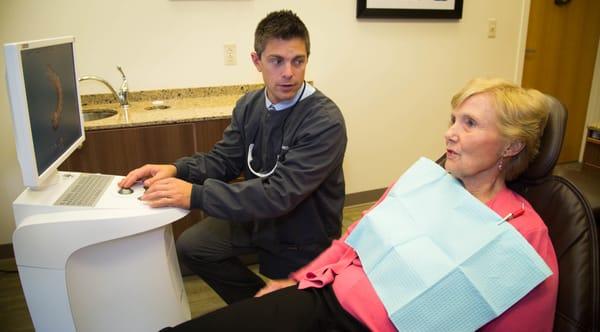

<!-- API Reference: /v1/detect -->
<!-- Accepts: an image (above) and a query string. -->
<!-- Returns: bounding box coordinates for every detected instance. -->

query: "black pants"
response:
[176,217,266,304]
[161,286,369,332]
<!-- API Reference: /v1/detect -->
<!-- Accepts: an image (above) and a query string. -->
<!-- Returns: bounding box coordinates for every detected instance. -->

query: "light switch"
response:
[224,43,237,66]
[488,19,497,39]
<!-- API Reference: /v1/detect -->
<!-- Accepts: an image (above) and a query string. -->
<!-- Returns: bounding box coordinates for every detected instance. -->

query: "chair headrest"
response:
[517,95,567,181]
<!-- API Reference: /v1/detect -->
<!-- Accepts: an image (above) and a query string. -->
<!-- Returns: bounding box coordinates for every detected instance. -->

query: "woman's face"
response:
[444,93,508,185]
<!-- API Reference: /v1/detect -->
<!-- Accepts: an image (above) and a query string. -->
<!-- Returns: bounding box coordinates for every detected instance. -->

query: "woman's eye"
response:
[465,118,476,127]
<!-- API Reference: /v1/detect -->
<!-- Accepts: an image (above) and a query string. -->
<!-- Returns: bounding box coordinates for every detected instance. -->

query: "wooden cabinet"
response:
[61,123,196,173]
[583,138,600,169]
[193,120,231,152]
[59,118,231,238]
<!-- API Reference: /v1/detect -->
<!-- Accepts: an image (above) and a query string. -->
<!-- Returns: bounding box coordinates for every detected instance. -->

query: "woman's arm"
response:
[291,181,397,280]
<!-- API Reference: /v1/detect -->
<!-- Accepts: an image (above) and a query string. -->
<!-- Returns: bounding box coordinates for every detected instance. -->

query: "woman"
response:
[162,78,559,332]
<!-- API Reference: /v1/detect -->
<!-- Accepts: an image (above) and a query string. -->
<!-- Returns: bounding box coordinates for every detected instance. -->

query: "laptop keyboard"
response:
[54,174,114,207]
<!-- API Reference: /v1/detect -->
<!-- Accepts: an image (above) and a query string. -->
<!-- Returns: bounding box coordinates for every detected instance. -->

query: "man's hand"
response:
[254,279,297,297]
[142,177,193,209]
[119,164,177,189]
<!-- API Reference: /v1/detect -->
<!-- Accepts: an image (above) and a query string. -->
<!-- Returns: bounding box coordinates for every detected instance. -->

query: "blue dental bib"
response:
[345,158,552,331]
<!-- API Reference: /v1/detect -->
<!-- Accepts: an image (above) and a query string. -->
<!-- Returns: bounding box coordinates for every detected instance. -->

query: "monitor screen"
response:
[5,36,85,189]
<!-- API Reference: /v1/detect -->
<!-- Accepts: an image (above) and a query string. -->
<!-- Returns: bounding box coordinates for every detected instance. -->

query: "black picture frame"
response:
[357,0,463,19]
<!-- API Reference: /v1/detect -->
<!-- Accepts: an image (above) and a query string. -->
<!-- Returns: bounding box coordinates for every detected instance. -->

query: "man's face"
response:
[251,37,308,104]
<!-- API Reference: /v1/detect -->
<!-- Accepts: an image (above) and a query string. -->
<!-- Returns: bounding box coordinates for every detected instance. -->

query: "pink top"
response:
[291,186,559,332]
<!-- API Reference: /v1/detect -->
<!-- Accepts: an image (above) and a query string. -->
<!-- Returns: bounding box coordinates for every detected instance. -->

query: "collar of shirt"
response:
[264,82,316,111]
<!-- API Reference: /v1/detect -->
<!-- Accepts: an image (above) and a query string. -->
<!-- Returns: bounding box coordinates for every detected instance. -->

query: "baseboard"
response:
[345,188,385,206]
[0,188,386,260]
[0,243,14,259]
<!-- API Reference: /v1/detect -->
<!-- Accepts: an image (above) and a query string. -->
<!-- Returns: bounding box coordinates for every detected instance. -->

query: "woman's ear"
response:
[504,140,525,157]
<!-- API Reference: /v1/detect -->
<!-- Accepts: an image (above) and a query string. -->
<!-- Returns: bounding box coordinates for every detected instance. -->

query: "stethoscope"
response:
[247,82,306,178]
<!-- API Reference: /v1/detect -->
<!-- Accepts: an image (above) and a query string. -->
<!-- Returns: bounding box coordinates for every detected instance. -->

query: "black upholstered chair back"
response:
[507,96,599,331]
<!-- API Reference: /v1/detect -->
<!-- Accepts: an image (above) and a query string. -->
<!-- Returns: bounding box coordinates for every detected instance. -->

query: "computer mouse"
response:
[118,187,134,195]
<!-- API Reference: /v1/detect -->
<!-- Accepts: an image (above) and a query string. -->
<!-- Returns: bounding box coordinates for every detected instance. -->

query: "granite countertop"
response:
[81,84,262,130]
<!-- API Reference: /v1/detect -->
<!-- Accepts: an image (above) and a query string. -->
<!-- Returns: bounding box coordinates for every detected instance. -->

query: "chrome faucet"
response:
[116,66,129,107]
[79,66,129,107]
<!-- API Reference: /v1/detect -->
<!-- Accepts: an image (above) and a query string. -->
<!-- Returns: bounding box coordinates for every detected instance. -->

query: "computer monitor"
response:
[4,36,85,189]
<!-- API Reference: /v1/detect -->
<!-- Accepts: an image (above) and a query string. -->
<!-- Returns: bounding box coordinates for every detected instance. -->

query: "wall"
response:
[586,41,600,126]
[0,0,529,244]
[593,44,600,124]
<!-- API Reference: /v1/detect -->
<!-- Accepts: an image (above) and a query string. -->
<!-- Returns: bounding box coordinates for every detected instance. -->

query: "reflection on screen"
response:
[21,43,82,176]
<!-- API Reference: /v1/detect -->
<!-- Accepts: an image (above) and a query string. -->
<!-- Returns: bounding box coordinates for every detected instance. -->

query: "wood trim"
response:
[0,243,14,259]
[515,0,532,84]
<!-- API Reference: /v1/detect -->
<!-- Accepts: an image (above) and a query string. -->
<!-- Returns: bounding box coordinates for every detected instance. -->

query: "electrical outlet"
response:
[488,19,497,39]
[224,43,236,66]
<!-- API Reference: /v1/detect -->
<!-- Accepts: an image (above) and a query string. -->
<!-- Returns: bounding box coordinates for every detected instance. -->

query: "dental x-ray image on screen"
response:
[5,36,85,188]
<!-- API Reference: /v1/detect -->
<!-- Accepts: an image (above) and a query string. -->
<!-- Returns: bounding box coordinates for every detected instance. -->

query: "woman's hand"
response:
[254,279,297,297]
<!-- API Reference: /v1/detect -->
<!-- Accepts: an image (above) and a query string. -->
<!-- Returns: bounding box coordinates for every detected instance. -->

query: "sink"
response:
[82,109,117,122]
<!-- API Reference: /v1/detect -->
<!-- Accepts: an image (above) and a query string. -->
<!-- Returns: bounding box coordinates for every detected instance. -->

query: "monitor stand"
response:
[12,171,191,332]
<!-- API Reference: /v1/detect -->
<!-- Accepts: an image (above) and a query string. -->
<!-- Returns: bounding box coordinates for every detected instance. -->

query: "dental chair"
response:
[508,96,599,331]
[439,95,599,331]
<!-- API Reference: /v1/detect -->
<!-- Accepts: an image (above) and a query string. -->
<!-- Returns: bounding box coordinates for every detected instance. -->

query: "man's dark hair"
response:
[254,10,310,58]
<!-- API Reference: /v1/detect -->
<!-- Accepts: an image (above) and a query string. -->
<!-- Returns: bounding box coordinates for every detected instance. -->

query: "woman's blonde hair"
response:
[451,78,550,180]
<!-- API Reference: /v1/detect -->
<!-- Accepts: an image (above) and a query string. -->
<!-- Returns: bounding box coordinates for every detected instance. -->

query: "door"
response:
[521,0,600,162]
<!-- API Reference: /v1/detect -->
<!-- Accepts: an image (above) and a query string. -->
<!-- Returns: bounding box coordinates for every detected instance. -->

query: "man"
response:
[119,10,347,305]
